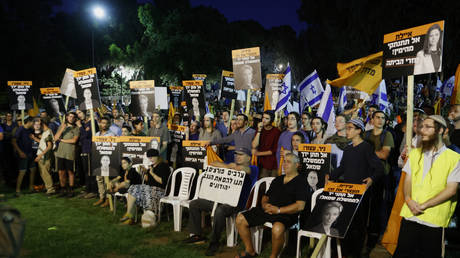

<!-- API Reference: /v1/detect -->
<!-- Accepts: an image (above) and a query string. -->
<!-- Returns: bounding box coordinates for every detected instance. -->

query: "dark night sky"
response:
[57,0,306,33]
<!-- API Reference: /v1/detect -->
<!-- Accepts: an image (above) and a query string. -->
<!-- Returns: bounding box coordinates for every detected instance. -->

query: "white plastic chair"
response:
[295,188,342,258]
[158,167,196,232]
[180,170,206,209]
[247,177,276,254]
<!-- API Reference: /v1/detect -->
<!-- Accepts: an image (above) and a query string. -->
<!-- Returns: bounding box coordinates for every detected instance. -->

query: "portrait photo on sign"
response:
[8,83,33,111]
[414,23,443,75]
[130,91,155,117]
[46,98,65,117]
[92,155,119,177]
[234,63,262,90]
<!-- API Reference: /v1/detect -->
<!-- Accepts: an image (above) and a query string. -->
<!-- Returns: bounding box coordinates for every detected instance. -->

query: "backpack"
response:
[0,205,25,258]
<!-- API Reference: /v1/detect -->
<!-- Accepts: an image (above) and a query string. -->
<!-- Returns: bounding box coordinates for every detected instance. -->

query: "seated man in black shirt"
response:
[235,153,307,258]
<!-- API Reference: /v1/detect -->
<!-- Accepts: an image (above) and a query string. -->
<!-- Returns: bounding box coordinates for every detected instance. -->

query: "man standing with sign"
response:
[326,119,384,257]
[236,153,308,258]
[394,116,460,258]
[183,147,257,256]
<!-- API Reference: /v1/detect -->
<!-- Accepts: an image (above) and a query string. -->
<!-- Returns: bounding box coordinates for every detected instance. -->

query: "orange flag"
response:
[451,64,460,105]
[28,97,39,117]
[206,146,223,164]
[251,154,257,166]
[263,93,271,111]
[381,172,406,254]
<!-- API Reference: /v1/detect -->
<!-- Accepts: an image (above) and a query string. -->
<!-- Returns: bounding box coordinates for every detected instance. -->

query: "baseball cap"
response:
[235,147,251,156]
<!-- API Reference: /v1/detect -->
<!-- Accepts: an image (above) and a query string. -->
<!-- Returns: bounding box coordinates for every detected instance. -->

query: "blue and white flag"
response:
[338,86,347,114]
[299,70,324,112]
[372,80,389,113]
[275,64,291,113]
[436,77,442,93]
[442,76,455,98]
[317,83,336,136]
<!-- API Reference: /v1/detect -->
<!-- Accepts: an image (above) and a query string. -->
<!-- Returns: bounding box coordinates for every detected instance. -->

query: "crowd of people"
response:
[1,99,460,258]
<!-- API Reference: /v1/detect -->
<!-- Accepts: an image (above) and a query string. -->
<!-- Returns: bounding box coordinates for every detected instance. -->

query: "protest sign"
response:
[182,140,207,171]
[383,20,444,78]
[265,74,284,110]
[154,87,168,110]
[118,136,160,166]
[198,165,247,207]
[40,87,65,117]
[91,136,120,176]
[302,182,367,238]
[170,86,183,109]
[192,74,208,90]
[74,68,101,110]
[298,144,331,191]
[7,81,33,110]
[60,68,76,98]
[232,47,262,90]
[183,80,206,121]
[129,80,155,117]
[168,124,186,163]
[220,70,237,99]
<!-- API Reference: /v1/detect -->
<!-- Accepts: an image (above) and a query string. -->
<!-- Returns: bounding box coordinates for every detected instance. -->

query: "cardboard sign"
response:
[220,70,237,99]
[91,136,120,176]
[7,81,33,110]
[182,140,207,171]
[40,87,65,117]
[129,80,155,117]
[154,87,168,110]
[74,68,101,110]
[303,182,367,238]
[192,74,208,90]
[60,68,76,98]
[198,165,247,207]
[265,74,284,110]
[232,47,262,90]
[298,144,331,191]
[383,20,444,78]
[168,124,186,163]
[183,80,206,121]
[118,136,160,166]
[170,86,183,109]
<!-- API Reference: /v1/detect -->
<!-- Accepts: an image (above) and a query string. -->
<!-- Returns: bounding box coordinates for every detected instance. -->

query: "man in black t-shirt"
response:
[235,153,307,258]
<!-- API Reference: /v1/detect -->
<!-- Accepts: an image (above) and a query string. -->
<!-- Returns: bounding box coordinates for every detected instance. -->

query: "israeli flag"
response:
[442,76,455,98]
[373,80,389,113]
[317,83,336,136]
[299,70,324,112]
[275,64,291,113]
[338,86,347,114]
[436,77,442,93]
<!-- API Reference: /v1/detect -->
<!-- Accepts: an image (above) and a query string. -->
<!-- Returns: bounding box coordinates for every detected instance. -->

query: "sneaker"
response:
[84,193,97,199]
[46,189,56,195]
[93,199,105,206]
[120,214,132,222]
[120,218,134,225]
[205,242,219,256]
[182,235,207,244]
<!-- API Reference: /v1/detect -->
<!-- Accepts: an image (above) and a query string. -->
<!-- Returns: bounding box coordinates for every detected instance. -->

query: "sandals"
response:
[235,252,257,258]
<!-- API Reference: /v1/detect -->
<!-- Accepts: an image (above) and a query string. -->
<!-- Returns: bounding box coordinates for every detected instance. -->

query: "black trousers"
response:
[393,219,443,258]
[81,154,97,193]
[342,192,370,257]
[188,199,239,244]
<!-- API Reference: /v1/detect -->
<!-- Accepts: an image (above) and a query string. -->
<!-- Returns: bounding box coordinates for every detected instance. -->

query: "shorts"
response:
[57,158,74,171]
[17,157,36,171]
[241,206,298,228]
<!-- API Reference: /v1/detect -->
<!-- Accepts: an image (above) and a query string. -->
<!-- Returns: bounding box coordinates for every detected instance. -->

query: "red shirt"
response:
[258,127,281,170]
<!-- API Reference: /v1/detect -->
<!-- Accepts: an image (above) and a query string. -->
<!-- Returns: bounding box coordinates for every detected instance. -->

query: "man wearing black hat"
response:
[326,118,384,257]
[183,146,258,256]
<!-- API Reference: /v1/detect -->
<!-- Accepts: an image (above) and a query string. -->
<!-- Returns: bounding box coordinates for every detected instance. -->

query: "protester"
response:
[448,104,460,147]
[93,116,115,206]
[216,110,230,137]
[235,153,307,258]
[252,111,280,178]
[326,118,384,257]
[110,157,142,194]
[186,120,200,141]
[325,114,350,150]
[365,104,378,131]
[132,119,146,136]
[110,115,123,136]
[53,112,80,197]
[148,111,169,160]
[183,147,257,256]
[76,109,98,199]
[276,112,308,166]
[300,111,314,142]
[34,117,55,194]
[288,131,306,156]
[310,116,328,144]
[199,113,222,143]
[209,114,255,153]
[1,112,17,186]
[11,116,36,196]
[394,115,460,258]
[121,125,132,136]
[121,149,170,225]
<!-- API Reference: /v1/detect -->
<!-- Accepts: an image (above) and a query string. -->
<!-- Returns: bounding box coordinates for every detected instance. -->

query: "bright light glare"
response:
[278,64,284,69]
[93,6,106,19]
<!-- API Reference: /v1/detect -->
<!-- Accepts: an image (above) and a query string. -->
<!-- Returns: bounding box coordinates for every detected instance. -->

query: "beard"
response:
[421,133,439,152]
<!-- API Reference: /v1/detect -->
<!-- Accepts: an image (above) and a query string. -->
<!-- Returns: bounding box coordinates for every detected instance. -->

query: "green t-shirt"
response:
[366,130,394,174]
[55,125,80,161]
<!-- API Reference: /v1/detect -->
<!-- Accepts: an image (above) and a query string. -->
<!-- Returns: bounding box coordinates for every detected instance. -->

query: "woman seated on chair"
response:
[120,149,171,225]
[109,157,142,194]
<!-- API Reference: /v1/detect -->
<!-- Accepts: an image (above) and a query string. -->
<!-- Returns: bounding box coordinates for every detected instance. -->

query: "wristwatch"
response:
[277,208,281,214]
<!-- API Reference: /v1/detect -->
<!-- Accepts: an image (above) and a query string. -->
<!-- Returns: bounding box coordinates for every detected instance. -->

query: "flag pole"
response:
[21,110,25,124]
[227,99,235,135]
[245,89,252,116]
[406,75,414,152]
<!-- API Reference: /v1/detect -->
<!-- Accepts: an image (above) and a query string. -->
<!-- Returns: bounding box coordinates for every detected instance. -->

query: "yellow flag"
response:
[263,93,271,111]
[327,51,383,95]
[450,64,460,105]
[28,97,39,117]
[433,98,442,115]
[168,102,175,125]
[206,146,223,164]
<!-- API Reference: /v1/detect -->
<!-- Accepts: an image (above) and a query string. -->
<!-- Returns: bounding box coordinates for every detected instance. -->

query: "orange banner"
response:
[182,140,208,147]
[298,144,331,153]
[40,87,60,94]
[182,80,203,86]
[324,182,366,195]
[129,80,155,89]
[8,81,32,86]
[74,68,96,77]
